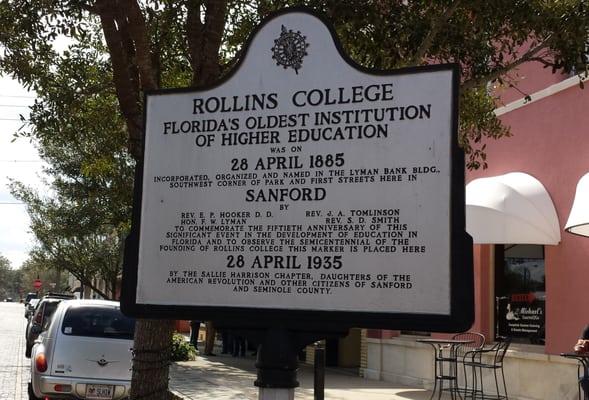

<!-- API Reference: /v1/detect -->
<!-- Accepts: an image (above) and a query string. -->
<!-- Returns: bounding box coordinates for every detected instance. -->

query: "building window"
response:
[495,244,545,344]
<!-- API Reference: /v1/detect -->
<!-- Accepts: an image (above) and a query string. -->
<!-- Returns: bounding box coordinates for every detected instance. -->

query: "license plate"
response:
[85,384,114,399]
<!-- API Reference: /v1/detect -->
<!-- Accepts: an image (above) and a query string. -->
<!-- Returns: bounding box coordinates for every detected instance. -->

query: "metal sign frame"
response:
[121,6,473,333]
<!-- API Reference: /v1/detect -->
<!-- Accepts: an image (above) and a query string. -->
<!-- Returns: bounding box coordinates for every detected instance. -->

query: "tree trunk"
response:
[92,2,228,398]
[130,319,175,400]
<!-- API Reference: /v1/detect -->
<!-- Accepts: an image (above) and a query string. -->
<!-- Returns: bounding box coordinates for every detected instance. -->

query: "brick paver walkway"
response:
[0,302,29,400]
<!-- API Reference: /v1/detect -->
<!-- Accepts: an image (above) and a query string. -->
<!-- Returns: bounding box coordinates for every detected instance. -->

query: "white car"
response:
[29,299,135,400]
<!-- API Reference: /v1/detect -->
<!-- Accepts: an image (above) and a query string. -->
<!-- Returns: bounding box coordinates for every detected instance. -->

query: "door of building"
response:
[495,244,545,344]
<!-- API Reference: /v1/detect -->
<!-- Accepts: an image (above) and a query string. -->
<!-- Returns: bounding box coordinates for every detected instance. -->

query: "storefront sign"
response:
[122,8,473,331]
[497,295,545,343]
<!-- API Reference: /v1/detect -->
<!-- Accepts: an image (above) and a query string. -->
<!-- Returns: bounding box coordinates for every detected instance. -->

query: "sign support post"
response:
[252,328,346,400]
[259,388,293,400]
[255,328,298,400]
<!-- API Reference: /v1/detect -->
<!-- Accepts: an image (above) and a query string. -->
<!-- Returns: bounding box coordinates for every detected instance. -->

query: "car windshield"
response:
[61,305,135,340]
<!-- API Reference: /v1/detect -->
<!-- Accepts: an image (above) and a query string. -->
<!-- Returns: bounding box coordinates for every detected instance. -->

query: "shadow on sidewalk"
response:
[170,353,433,400]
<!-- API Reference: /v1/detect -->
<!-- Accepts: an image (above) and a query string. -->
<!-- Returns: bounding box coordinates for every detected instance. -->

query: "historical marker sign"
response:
[122,8,473,332]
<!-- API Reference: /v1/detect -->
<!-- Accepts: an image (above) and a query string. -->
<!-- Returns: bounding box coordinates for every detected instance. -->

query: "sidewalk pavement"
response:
[169,353,434,400]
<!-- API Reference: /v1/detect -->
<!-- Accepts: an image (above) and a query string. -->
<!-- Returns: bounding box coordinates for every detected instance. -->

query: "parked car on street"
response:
[24,292,38,305]
[25,293,75,358]
[29,299,135,400]
[24,298,40,319]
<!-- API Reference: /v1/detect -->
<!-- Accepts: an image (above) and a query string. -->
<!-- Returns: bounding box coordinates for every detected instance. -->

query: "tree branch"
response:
[527,57,555,67]
[408,0,461,66]
[186,0,204,85]
[42,243,111,299]
[71,268,111,299]
[197,0,228,85]
[123,0,158,90]
[79,3,98,14]
[462,38,552,91]
[96,0,143,159]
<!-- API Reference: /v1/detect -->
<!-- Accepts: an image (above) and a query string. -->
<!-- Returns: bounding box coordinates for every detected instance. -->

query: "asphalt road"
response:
[0,302,29,400]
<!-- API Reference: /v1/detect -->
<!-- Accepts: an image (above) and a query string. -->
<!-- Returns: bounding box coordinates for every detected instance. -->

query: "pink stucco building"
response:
[362,62,589,399]
[469,68,589,354]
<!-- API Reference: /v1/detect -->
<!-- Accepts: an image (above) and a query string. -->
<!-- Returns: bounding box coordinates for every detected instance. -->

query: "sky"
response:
[0,76,45,269]
[0,37,77,270]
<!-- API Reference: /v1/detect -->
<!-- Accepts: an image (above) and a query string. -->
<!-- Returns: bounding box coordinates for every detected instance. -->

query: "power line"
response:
[0,104,30,107]
[0,95,35,99]
[0,202,25,205]
[0,160,42,163]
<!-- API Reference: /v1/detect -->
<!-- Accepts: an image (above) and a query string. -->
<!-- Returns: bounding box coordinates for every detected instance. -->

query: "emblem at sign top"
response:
[271,25,309,74]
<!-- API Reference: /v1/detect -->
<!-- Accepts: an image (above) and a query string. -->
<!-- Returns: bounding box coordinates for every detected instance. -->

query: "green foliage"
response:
[222,1,589,168]
[19,259,69,295]
[0,254,9,270]
[459,87,511,170]
[0,0,584,303]
[0,255,68,299]
[0,0,585,304]
[170,333,198,361]
[5,24,134,299]
[1,1,585,395]
[0,254,22,300]
[1,2,588,168]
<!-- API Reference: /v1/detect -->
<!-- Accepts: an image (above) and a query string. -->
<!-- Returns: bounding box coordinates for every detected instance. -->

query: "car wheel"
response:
[25,341,32,358]
[27,382,41,400]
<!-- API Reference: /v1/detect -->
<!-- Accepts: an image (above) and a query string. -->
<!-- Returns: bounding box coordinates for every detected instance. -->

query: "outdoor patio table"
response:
[561,352,589,400]
[417,338,475,400]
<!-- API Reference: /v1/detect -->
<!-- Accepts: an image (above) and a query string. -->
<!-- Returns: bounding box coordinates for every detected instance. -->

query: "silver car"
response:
[29,299,135,400]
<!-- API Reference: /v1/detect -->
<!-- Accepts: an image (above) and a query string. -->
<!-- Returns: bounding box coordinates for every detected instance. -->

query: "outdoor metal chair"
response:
[464,337,512,400]
[452,332,486,396]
